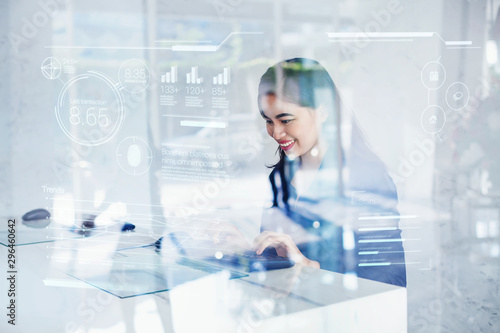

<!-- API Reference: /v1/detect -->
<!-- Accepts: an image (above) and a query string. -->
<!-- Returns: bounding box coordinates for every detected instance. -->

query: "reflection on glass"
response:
[257,58,407,287]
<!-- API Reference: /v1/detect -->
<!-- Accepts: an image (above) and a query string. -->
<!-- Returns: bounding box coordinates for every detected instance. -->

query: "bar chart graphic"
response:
[213,67,231,85]
[186,66,204,84]
[160,66,178,84]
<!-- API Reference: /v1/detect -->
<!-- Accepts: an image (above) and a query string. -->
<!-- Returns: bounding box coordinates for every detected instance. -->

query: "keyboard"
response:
[205,249,295,272]
[157,233,295,272]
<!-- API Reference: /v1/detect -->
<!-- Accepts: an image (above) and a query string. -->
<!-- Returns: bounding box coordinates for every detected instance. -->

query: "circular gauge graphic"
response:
[118,59,151,93]
[446,82,470,110]
[41,57,62,80]
[116,137,153,175]
[420,105,446,134]
[420,61,446,90]
[55,71,125,146]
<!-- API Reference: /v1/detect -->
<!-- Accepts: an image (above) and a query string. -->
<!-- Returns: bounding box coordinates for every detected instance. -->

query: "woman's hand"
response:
[211,222,252,252]
[253,231,320,269]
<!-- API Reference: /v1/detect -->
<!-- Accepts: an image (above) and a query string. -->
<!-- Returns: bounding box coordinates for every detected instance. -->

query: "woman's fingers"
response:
[254,236,279,255]
[303,259,320,269]
[253,231,291,248]
[253,232,299,256]
[252,230,273,249]
[253,232,285,254]
[208,222,252,250]
[253,232,321,269]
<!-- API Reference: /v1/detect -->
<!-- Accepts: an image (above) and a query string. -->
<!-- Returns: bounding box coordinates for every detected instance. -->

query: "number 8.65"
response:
[69,107,111,127]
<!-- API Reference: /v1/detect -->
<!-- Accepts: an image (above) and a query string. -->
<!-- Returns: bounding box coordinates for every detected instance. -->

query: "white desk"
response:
[0,236,406,333]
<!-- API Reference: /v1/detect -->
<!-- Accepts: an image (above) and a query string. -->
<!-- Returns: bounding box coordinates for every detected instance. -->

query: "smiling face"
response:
[260,94,323,160]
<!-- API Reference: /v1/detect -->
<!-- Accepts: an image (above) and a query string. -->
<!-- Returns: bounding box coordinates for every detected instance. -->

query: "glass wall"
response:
[1,0,499,332]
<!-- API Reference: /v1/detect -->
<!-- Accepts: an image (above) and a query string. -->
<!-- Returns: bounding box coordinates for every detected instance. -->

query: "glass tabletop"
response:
[61,247,248,298]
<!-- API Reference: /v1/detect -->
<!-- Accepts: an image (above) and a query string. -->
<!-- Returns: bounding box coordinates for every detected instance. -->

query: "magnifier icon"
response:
[453,92,463,101]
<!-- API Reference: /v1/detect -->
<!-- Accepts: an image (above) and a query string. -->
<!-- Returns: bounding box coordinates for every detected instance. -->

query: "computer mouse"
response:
[22,208,51,221]
[121,222,136,232]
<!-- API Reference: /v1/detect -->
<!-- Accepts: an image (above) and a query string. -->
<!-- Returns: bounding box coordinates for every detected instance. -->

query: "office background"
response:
[1,0,499,331]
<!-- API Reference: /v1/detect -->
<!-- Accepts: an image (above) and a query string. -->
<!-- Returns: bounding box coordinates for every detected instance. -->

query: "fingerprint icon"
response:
[116,137,152,175]
[127,144,142,167]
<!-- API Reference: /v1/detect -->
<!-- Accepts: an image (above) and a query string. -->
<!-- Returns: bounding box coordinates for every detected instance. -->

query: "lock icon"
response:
[429,71,439,82]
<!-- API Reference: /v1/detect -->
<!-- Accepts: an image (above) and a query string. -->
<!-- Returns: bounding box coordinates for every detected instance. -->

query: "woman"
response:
[253,58,407,287]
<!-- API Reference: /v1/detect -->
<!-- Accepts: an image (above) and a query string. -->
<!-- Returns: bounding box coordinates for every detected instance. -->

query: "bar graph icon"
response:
[213,67,231,85]
[186,66,204,84]
[161,66,178,84]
